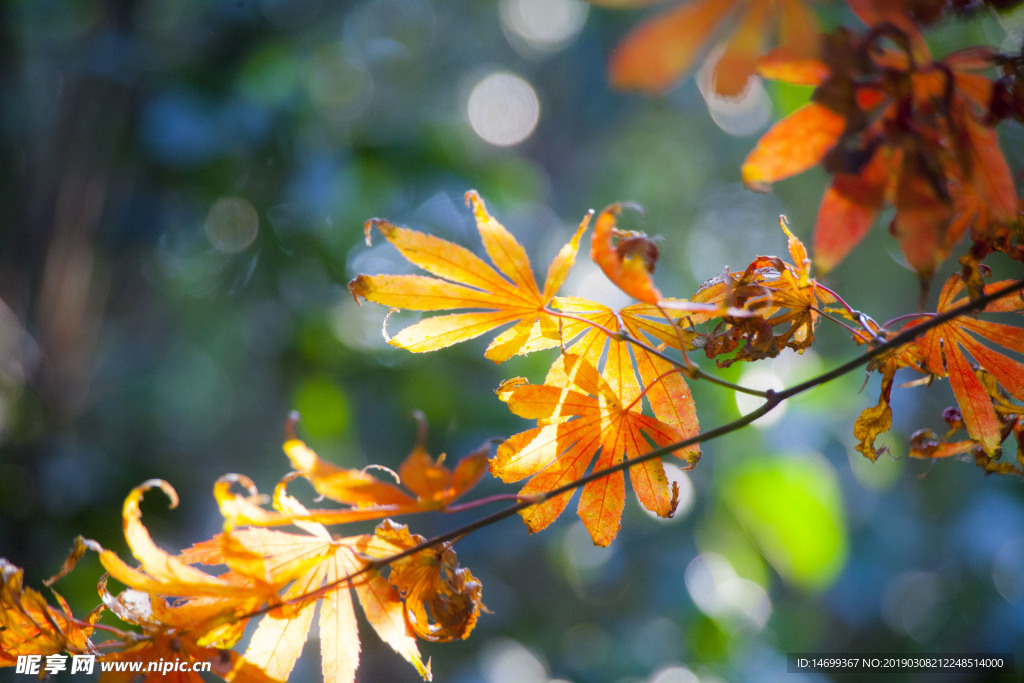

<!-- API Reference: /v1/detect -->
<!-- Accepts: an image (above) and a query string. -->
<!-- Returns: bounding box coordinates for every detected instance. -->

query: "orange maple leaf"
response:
[590,203,663,304]
[280,423,489,521]
[493,350,698,547]
[0,559,94,665]
[187,480,483,681]
[348,191,590,362]
[604,0,821,97]
[914,275,1024,455]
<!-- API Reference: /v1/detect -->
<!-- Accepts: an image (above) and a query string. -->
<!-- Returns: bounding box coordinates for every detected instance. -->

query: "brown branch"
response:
[241,275,1024,621]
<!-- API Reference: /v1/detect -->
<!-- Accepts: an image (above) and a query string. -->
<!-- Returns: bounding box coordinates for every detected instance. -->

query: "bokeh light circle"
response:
[466,72,540,146]
[204,196,259,253]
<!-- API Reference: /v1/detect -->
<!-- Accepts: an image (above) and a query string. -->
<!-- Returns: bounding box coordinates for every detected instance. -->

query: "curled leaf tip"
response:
[134,479,179,510]
[464,189,483,208]
[347,275,368,305]
[382,307,400,343]
[603,200,648,223]
[363,218,395,245]
[363,219,378,246]
[215,473,260,497]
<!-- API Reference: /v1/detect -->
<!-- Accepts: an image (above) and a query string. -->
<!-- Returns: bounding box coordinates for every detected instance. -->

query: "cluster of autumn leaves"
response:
[5,2,1024,682]
[2,427,491,682]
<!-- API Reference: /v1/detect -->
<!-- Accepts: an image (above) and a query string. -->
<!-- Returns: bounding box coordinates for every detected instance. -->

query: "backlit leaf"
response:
[742,102,846,193]
[494,351,698,546]
[914,275,1024,455]
[590,203,663,304]
[608,0,736,93]
[349,191,589,362]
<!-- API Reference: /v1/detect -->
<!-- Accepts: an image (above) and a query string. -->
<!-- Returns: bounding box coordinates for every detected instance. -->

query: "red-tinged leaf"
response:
[590,203,663,304]
[890,166,951,280]
[609,0,737,93]
[953,332,1024,401]
[914,275,1024,456]
[908,429,977,460]
[958,280,1024,314]
[813,150,893,273]
[742,102,846,192]
[962,116,1018,225]
[946,341,1003,455]
[349,192,588,362]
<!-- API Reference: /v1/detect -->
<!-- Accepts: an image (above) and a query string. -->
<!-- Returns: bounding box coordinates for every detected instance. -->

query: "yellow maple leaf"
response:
[348,191,590,362]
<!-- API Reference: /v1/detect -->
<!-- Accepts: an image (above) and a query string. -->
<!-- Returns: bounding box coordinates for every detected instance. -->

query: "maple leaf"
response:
[690,218,837,365]
[215,522,471,680]
[743,24,1018,277]
[280,422,489,522]
[493,349,698,547]
[853,360,896,462]
[73,481,295,649]
[373,519,484,643]
[603,0,821,97]
[590,203,663,304]
[348,191,590,362]
[914,275,1024,455]
[907,370,1024,475]
[0,559,95,665]
[188,476,482,682]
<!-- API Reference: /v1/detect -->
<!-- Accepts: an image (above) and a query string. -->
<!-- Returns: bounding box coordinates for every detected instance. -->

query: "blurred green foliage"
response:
[1,1,1023,681]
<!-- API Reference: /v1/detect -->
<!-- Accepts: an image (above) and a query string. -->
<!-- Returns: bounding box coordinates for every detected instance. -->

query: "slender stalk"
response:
[549,307,770,398]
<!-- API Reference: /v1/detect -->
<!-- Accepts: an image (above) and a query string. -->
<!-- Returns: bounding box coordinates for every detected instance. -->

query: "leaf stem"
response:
[548,307,770,398]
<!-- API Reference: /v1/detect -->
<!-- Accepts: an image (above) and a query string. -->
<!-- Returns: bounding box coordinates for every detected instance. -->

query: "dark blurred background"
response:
[2,1,1024,681]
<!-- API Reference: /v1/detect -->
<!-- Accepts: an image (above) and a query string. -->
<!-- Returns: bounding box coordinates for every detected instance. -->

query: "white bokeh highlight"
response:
[467,72,540,146]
